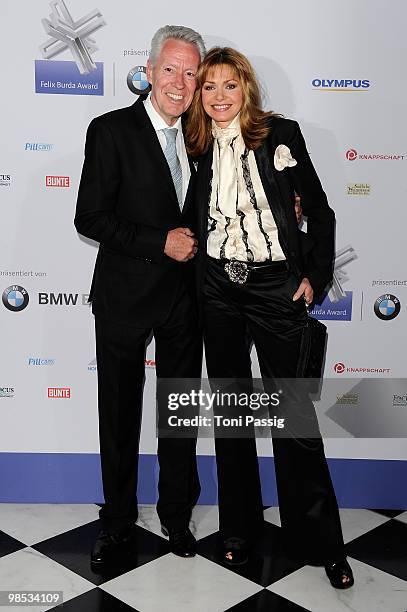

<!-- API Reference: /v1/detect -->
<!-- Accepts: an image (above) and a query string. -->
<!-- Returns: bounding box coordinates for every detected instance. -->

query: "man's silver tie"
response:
[162,128,183,209]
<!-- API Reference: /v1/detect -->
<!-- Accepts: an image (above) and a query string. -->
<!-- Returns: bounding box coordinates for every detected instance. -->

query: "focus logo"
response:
[393,395,407,407]
[334,362,346,374]
[346,149,358,161]
[48,387,71,398]
[2,286,29,312]
[45,176,70,187]
[127,66,151,95]
[374,294,401,321]
[0,174,11,187]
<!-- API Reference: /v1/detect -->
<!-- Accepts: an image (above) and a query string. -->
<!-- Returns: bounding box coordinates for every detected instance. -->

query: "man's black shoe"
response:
[91,526,135,567]
[161,525,196,558]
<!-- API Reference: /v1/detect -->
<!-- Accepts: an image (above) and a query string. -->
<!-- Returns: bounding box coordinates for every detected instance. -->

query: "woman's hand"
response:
[293,277,313,307]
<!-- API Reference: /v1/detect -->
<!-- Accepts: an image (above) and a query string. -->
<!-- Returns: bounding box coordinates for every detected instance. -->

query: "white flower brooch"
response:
[274,144,297,171]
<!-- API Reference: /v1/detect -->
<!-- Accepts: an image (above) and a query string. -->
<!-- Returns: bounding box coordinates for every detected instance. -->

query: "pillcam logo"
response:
[127,66,151,95]
[374,294,401,321]
[35,0,106,96]
[346,148,405,161]
[25,143,53,151]
[45,175,70,187]
[312,79,370,91]
[48,387,71,398]
[28,357,55,366]
[2,286,29,312]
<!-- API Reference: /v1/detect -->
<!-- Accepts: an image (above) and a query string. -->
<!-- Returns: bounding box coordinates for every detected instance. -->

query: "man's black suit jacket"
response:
[75,98,197,327]
[194,117,335,300]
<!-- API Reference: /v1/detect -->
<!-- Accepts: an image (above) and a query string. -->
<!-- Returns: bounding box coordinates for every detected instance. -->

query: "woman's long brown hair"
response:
[186,47,277,156]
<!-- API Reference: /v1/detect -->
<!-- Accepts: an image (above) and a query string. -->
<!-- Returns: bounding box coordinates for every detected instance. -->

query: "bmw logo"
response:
[374,294,400,321]
[2,285,29,312]
[127,66,151,95]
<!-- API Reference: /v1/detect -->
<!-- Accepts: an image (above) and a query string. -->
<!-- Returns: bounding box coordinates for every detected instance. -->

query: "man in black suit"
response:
[74,25,206,565]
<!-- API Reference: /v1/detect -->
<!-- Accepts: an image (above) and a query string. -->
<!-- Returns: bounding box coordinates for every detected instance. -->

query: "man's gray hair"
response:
[150,25,206,65]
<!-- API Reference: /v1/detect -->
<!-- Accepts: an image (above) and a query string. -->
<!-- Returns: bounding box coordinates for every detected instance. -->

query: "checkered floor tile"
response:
[0,504,406,611]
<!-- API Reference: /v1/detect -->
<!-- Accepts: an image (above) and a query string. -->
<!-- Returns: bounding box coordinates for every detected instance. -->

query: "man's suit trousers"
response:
[95,282,202,534]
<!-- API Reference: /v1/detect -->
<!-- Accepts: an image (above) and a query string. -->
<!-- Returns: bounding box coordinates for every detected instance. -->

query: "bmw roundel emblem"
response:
[374,294,400,321]
[2,285,29,312]
[127,66,151,95]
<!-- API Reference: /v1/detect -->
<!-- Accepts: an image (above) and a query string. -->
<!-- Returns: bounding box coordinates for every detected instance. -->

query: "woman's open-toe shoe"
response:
[222,537,249,566]
[325,558,354,589]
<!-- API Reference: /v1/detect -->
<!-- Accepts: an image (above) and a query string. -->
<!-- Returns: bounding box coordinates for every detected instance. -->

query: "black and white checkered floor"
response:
[1,504,407,611]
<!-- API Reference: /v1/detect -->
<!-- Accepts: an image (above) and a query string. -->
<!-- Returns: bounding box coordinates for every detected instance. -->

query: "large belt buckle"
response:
[224,260,249,284]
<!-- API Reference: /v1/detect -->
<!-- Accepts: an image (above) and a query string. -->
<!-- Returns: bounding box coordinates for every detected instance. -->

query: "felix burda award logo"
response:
[35,0,106,96]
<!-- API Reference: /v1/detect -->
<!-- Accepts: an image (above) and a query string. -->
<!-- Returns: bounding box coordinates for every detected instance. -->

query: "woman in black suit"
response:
[186,47,353,588]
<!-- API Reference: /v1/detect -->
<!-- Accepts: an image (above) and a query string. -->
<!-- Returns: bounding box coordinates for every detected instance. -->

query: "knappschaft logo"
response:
[312,79,370,91]
[127,66,151,95]
[374,294,401,321]
[35,0,106,96]
[346,148,405,161]
[2,286,29,312]
[333,362,391,375]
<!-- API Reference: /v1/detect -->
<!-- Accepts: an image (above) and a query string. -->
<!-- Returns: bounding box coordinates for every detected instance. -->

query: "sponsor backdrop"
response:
[1,0,406,506]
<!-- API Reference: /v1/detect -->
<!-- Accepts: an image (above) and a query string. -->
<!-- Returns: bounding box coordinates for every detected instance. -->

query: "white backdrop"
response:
[1,0,407,501]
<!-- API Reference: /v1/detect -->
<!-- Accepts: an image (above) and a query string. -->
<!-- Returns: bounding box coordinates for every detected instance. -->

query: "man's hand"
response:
[292,277,314,306]
[295,195,303,225]
[164,227,198,262]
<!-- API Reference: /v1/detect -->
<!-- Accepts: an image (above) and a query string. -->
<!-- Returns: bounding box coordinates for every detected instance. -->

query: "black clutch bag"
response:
[296,312,327,386]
